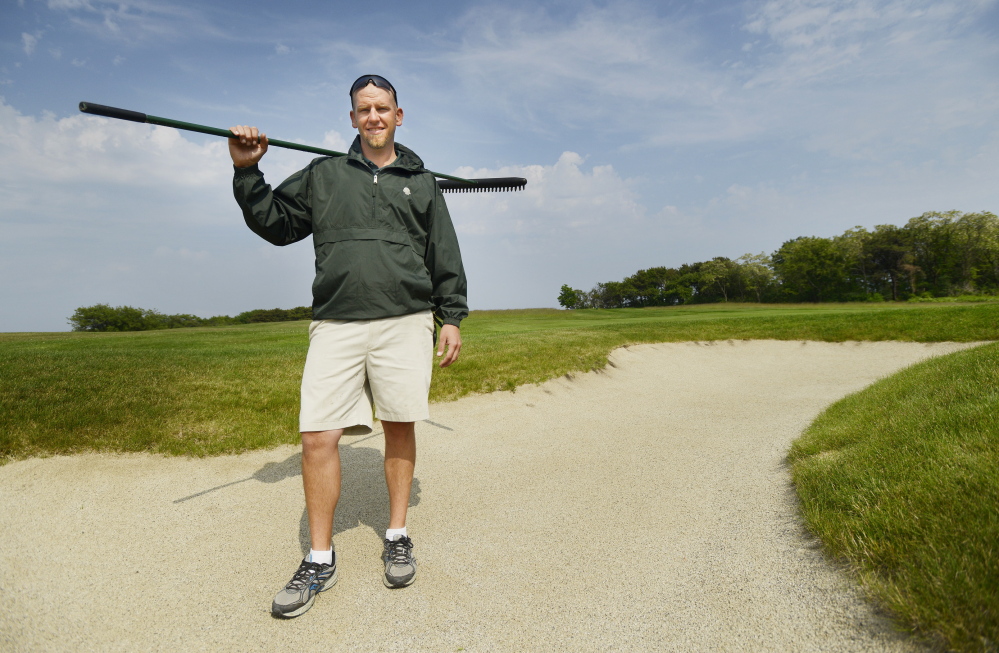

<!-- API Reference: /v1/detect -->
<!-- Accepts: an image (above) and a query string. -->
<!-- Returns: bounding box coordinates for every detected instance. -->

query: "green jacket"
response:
[233,137,467,327]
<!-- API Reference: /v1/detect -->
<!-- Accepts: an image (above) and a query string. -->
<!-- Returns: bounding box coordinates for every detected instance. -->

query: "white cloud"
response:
[50,0,228,44]
[447,151,644,238]
[0,100,230,191]
[440,151,665,309]
[22,33,38,55]
[320,130,350,153]
[440,4,741,143]
[742,0,999,87]
[48,0,96,9]
[275,43,290,55]
[428,0,999,164]
[0,99,317,331]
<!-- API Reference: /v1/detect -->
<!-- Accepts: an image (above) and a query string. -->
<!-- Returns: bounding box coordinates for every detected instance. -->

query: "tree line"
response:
[68,304,312,332]
[559,211,999,308]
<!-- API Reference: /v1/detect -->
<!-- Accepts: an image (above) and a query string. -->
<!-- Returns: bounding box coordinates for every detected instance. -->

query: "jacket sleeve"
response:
[424,182,468,327]
[232,162,314,246]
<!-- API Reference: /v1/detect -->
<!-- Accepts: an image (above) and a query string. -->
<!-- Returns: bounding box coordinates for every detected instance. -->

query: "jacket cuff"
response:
[442,318,462,328]
[233,163,261,179]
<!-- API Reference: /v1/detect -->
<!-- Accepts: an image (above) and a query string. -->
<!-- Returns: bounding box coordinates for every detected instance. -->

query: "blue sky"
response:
[2,0,998,331]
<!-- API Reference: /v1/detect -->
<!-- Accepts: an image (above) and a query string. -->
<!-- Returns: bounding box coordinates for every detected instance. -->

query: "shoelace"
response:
[286,561,326,590]
[385,537,413,565]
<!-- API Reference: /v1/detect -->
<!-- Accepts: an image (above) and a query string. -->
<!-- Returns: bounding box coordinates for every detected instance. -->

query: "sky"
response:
[2,0,998,332]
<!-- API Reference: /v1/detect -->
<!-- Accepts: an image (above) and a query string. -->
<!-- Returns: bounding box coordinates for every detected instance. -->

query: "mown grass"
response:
[789,343,999,652]
[2,302,998,462]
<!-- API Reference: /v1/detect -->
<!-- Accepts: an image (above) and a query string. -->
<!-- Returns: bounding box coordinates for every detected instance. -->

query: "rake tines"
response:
[437,177,527,193]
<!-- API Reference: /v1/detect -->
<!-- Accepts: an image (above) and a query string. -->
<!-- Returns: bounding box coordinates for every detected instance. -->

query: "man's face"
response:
[350,84,403,151]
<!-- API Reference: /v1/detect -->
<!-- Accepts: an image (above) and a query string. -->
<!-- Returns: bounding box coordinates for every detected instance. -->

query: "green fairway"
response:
[2,301,997,461]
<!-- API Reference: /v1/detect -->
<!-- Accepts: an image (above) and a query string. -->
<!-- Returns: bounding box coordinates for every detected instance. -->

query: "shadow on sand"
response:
[172,432,421,552]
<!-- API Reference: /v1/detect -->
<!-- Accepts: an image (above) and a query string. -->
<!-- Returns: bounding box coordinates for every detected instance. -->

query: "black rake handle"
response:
[79,102,526,193]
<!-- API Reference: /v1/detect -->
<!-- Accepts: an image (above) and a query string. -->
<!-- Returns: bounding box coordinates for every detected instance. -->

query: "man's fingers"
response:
[228,125,260,145]
[438,340,461,368]
[436,325,461,368]
[228,126,267,167]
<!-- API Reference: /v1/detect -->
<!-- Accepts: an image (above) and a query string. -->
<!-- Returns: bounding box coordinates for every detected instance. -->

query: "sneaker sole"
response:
[383,570,415,589]
[272,567,339,618]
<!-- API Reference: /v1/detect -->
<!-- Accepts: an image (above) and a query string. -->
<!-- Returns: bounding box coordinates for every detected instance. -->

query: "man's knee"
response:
[382,421,415,440]
[302,429,343,454]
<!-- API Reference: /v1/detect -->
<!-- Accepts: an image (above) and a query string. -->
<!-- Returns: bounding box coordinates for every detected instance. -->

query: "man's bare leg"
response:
[381,420,417,588]
[382,420,416,529]
[301,429,343,550]
[271,429,342,618]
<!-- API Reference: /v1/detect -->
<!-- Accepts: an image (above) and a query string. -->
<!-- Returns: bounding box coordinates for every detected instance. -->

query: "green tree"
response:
[68,304,167,332]
[735,253,775,302]
[699,257,741,302]
[951,211,999,293]
[864,225,912,301]
[558,284,582,309]
[902,211,999,296]
[772,237,856,302]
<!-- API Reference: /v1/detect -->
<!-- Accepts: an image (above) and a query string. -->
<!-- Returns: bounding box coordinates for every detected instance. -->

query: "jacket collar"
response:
[347,136,425,172]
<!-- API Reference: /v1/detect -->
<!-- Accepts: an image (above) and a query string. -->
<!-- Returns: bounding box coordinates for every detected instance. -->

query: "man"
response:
[229,74,467,618]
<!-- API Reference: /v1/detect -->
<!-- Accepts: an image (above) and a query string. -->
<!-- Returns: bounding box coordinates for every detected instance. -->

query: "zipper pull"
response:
[373,173,378,184]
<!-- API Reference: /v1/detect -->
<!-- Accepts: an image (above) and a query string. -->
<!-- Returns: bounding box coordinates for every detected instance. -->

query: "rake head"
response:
[437,177,527,193]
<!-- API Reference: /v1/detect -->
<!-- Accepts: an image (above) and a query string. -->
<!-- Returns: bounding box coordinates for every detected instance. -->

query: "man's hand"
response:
[437,324,461,368]
[228,125,268,168]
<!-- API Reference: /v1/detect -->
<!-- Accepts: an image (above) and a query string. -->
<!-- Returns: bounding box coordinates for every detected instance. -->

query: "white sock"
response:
[308,548,333,565]
[385,527,407,541]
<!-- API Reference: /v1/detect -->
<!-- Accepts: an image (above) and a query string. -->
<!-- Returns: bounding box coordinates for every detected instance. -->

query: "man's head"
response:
[349,74,403,153]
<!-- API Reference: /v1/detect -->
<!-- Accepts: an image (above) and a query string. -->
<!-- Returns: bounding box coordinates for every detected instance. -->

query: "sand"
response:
[0,340,979,652]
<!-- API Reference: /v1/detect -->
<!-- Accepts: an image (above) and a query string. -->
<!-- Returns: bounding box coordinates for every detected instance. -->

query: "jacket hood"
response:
[347,135,426,172]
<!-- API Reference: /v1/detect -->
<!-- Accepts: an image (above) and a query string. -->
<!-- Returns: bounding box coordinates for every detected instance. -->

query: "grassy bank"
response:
[2,302,998,461]
[789,343,999,652]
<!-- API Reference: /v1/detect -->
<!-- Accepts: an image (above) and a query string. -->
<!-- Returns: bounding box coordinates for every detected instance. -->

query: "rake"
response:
[78,102,527,193]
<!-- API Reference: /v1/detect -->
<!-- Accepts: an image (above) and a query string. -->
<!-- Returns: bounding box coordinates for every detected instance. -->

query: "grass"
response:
[3,301,997,649]
[435,302,999,401]
[3,302,998,461]
[789,343,999,652]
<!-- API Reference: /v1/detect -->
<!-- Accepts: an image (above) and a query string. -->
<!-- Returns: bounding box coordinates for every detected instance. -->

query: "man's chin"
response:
[363,134,391,150]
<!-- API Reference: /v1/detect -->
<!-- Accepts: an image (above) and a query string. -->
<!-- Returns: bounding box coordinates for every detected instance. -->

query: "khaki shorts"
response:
[300,311,435,435]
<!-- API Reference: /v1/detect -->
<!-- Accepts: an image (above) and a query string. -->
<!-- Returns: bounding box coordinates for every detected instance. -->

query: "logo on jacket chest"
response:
[403,187,411,196]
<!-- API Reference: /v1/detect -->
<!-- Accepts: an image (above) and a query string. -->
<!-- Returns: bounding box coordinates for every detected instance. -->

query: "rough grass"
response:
[2,302,998,462]
[789,343,999,652]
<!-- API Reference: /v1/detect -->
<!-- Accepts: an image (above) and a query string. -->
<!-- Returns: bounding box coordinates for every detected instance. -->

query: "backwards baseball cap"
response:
[349,74,397,103]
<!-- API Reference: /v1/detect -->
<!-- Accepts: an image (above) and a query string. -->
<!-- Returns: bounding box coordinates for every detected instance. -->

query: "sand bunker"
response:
[0,340,979,652]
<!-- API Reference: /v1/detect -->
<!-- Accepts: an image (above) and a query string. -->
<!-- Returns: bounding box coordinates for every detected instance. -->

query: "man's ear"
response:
[350,110,357,129]
[395,107,404,127]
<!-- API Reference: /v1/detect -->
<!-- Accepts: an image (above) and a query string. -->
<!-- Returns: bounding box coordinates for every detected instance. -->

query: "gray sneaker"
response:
[382,536,417,588]
[271,553,338,618]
